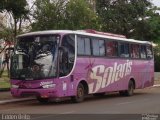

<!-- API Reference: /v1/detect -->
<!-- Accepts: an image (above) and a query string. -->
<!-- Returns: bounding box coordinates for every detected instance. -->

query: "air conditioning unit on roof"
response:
[81,29,127,38]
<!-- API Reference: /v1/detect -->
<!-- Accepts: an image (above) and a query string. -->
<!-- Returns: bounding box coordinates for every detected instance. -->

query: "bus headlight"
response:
[11,85,19,88]
[42,84,56,89]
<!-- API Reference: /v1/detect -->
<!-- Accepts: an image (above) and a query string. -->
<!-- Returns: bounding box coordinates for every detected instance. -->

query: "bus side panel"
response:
[73,58,131,94]
[136,59,154,89]
[72,57,154,94]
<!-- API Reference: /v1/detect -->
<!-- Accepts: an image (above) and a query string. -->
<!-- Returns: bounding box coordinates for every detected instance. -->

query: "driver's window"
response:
[60,34,75,77]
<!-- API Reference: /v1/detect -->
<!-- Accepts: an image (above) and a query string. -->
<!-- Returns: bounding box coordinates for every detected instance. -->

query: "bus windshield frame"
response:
[10,34,60,80]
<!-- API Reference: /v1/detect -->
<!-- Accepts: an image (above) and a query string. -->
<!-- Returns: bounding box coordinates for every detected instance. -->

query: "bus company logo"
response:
[40,81,53,86]
[89,60,132,93]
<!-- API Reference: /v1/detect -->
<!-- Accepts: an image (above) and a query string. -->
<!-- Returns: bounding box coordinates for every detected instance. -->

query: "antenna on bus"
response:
[82,29,126,38]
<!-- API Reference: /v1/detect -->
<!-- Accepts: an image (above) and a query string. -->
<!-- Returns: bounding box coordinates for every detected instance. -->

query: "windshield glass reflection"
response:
[10,35,60,80]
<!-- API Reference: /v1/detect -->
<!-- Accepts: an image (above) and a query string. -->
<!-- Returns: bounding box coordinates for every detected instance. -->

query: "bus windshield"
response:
[10,35,60,80]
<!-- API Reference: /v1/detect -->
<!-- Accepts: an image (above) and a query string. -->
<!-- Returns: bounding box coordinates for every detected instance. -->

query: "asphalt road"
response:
[0,86,160,120]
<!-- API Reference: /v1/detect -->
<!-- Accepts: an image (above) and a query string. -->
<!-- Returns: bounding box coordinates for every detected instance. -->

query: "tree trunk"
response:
[13,16,17,40]
[18,17,22,33]
[0,45,7,54]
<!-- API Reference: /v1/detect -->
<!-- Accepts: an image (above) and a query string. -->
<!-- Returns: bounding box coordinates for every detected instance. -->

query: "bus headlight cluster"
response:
[42,84,56,89]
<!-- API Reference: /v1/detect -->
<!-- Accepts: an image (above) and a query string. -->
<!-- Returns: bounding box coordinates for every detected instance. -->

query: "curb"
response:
[0,98,35,104]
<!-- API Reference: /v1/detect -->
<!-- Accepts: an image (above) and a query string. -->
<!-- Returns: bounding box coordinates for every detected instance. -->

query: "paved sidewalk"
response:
[0,91,35,104]
[0,91,13,100]
[154,80,160,85]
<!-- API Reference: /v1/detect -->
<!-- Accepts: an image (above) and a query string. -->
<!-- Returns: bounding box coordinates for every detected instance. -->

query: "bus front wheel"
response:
[126,80,134,96]
[71,83,85,103]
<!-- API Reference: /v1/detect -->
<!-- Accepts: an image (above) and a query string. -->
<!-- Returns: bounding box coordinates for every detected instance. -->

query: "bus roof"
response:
[17,30,152,45]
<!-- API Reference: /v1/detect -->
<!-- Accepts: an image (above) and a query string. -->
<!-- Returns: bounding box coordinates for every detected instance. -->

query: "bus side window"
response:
[130,44,140,59]
[140,45,147,59]
[60,34,75,76]
[119,42,130,58]
[106,41,118,57]
[92,39,105,56]
[77,36,91,56]
[146,45,153,59]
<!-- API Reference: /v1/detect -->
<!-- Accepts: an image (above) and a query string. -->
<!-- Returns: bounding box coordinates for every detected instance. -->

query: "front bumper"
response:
[11,88,58,98]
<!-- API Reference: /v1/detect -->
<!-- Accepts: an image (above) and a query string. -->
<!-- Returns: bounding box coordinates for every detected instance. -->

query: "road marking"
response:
[116,99,149,106]
[60,111,75,114]
[116,101,134,105]
[0,98,35,104]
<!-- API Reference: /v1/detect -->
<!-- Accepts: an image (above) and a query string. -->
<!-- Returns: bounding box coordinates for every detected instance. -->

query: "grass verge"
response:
[0,70,10,89]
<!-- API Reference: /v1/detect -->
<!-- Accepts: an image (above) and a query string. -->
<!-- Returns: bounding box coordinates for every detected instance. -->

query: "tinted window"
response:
[119,42,130,58]
[92,39,105,56]
[77,37,84,55]
[99,40,105,56]
[11,35,59,80]
[60,34,75,76]
[106,41,118,57]
[131,44,140,58]
[84,38,91,55]
[146,45,153,59]
[77,36,91,55]
[140,45,147,59]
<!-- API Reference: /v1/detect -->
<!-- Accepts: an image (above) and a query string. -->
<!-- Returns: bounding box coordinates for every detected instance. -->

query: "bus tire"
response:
[71,83,85,103]
[37,97,49,103]
[125,80,134,96]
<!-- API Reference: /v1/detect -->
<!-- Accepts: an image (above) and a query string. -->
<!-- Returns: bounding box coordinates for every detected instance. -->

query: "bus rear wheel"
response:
[71,83,85,103]
[120,80,134,96]
[126,80,134,96]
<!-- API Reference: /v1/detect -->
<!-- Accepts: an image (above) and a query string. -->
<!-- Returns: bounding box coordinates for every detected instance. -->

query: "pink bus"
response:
[10,30,154,103]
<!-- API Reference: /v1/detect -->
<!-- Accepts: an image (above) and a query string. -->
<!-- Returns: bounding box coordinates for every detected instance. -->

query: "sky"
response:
[152,0,160,7]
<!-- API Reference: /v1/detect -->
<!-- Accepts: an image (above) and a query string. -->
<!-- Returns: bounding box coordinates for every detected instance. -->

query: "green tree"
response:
[147,7,160,72]
[96,0,153,39]
[0,0,29,40]
[31,0,99,31]
[65,0,98,30]
[154,42,160,72]
[146,6,160,42]
[32,0,66,31]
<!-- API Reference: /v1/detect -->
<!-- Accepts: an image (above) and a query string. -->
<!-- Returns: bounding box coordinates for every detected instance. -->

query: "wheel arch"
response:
[77,80,89,95]
[129,78,136,89]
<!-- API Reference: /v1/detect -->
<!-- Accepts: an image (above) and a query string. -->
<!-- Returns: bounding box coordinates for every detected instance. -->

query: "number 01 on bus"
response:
[10,30,154,103]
